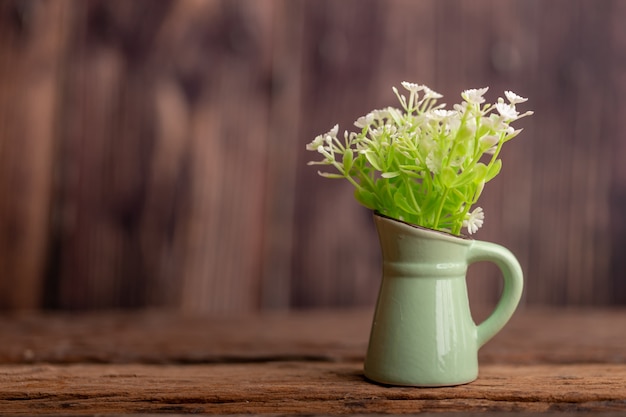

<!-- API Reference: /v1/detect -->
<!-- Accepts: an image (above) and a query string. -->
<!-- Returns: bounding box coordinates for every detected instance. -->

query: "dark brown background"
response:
[0,0,624,313]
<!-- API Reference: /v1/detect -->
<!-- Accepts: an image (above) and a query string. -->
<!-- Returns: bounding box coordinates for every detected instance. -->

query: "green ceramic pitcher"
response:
[364,213,524,387]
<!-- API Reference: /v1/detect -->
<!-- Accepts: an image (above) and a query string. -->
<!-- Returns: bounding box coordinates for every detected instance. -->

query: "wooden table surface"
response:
[0,307,625,415]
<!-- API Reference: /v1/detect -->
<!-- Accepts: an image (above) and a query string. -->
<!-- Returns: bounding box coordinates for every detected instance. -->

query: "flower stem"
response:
[404,177,422,219]
[433,187,449,228]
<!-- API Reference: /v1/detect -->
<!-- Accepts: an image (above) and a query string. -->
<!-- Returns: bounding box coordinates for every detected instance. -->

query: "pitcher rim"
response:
[373,212,473,242]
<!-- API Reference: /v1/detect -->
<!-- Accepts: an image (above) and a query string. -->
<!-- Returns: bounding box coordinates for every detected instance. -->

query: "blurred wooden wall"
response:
[0,0,624,313]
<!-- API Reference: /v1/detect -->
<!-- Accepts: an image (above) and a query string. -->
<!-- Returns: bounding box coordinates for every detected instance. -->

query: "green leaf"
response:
[453,142,468,159]
[486,159,502,181]
[393,190,419,215]
[472,163,488,182]
[399,165,425,178]
[318,171,345,179]
[440,166,457,187]
[457,124,474,141]
[399,169,421,178]
[452,169,476,187]
[422,196,441,220]
[342,149,353,173]
[363,151,382,171]
[354,188,377,210]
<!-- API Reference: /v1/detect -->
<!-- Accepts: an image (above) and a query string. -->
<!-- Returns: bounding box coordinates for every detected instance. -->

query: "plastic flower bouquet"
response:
[306,82,532,236]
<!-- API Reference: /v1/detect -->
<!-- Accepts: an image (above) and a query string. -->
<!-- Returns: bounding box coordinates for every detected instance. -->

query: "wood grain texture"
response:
[0,308,625,414]
[1,362,626,414]
[0,0,625,311]
[47,0,276,312]
[0,308,624,365]
[0,0,68,308]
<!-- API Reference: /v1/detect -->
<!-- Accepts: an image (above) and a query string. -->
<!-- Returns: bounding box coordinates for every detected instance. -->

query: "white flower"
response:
[504,90,528,104]
[401,81,423,93]
[452,102,468,114]
[425,151,440,173]
[371,108,392,121]
[354,113,375,129]
[482,114,507,132]
[428,109,456,121]
[461,87,489,105]
[463,207,484,235]
[495,101,519,121]
[327,124,339,139]
[422,86,443,100]
[306,134,325,151]
[306,124,339,151]
[385,107,403,124]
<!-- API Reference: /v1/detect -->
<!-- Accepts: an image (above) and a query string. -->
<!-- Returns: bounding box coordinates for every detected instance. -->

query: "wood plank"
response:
[1,362,625,414]
[609,0,626,305]
[260,0,305,310]
[175,0,275,313]
[0,308,624,414]
[0,308,624,366]
[0,0,625,311]
[47,0,276,313]
[292,0,392,308]
[51,0,182,309]
[0,0,69,308]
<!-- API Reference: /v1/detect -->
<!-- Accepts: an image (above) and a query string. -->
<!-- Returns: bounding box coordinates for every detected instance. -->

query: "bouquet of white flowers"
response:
[306,82,532,236]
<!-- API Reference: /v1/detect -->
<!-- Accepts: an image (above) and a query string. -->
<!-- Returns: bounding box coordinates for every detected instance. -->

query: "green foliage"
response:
[306,83,532,236]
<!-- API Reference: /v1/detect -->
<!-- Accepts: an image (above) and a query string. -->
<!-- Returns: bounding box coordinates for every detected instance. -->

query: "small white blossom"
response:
[425,151,440,173]
[371,108,392,121]
[306,134,326,151]
[433,109,456,118]
[453,102,468,113]
[428,109,456,121]
[354,113,375,128]
[306,124,339,153]
[401,81,423,93]
[495,101,519,121]
[327,124,339,139]
[463,207,485,235]
[504,90,528,104]
[461,87,489,105]
[422,86,443,100]
[385,107,403,124]
[482,114,507,132]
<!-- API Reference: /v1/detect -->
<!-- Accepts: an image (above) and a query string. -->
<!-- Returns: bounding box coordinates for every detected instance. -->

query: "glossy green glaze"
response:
[364,214,523,387]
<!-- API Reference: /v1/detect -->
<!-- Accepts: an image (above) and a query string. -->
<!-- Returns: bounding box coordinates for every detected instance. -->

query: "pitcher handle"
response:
[468,241,524,348]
